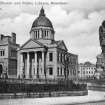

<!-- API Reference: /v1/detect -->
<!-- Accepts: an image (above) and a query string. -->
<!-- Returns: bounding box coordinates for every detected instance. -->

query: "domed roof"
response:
[32,7,53,29]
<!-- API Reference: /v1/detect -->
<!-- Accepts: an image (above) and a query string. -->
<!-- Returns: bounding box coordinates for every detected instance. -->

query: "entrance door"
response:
[0,64,3,78]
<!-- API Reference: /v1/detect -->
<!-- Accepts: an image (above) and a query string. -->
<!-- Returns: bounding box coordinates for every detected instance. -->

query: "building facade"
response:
[95,54,104,79]
[78,62,96,80]
[0,33,19,78]
[17,8,78,80]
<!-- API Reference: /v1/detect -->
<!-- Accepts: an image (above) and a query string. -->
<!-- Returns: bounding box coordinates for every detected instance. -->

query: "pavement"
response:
[72,100,105,105]
[0,90,105,105]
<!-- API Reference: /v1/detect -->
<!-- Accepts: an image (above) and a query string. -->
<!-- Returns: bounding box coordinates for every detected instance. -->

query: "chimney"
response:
[0,34,4,40]
[11,32,16,43]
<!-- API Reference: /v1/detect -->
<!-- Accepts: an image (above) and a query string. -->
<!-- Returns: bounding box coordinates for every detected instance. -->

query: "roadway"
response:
[73,100,105,105]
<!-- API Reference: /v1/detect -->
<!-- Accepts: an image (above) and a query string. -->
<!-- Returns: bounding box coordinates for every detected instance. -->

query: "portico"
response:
[19,48,46,79]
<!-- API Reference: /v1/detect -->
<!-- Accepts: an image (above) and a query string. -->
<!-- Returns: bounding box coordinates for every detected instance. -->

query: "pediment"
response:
[21,39,45,49]
[57,41,68,51]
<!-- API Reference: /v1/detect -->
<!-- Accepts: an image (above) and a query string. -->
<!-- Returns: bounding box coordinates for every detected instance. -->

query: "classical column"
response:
[26,52,30,79]
[39,29,42,38]
[20,53,24,78]
[34,52,37,78]
[42,51,45,79]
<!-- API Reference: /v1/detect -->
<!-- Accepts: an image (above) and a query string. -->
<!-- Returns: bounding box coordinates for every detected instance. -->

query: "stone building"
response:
[78,62,96,80]
[95,54,104,79]
[0,33,19,78]
[17,7,78,80]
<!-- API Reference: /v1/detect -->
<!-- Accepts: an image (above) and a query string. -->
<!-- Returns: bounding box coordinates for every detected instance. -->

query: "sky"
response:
[0,0,105,63]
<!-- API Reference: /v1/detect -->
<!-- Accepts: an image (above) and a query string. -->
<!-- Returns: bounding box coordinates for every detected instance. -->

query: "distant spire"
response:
[39,6,45,16]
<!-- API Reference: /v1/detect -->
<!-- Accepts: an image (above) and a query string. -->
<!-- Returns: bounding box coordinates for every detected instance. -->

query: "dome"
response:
[32,7,53,29]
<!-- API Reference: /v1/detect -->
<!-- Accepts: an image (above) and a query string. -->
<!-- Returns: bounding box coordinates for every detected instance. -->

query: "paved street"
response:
[72,101,105,105]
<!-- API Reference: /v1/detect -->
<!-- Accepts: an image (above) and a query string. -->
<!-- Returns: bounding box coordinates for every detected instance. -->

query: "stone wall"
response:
[0,90,88,99]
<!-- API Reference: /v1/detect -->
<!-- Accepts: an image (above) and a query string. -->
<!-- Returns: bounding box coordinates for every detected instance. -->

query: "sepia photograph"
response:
[0,0,105,105]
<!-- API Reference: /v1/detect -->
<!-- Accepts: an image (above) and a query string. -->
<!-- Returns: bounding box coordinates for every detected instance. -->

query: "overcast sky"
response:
[0,0,105,63]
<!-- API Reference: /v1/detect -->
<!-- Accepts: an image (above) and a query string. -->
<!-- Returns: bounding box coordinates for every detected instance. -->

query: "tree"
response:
[64,55,69,80]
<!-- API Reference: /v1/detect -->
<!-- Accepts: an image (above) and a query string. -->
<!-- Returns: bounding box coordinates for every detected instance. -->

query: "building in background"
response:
[78,63,85,79]
[17,7,78,80]
[78,62,96,80]
[0,33,19,78]
[95,54,104,79]
[67,53,78,80]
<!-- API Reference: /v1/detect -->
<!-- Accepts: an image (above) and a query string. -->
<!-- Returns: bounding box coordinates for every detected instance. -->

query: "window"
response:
[61,67,62,75]
[34,68,35,74]
[38,31,39,38]
[73,70,76,75]
[49,67,53,75]
[83,71,85,74]
[61,54,64,63]
[47,31,48,37]
[61,53,62,62]
[57,52,59,62]
[0,50,5,56]
[45,31,46,37]
[11,50,16,57]
[49,52,53,61]
[2,51,4,56]
[57,67,59,76]
[59,53,60,62]
[78,71,80,73]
